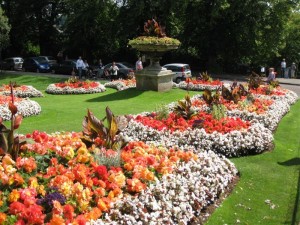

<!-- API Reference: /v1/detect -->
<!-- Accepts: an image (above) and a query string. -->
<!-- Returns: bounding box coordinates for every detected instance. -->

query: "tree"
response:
[0,7,10,58]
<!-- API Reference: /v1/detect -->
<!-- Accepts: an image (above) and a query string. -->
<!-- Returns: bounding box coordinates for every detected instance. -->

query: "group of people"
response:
[75,56,94,79]
[280,58,297,79]
[75,56,144,81]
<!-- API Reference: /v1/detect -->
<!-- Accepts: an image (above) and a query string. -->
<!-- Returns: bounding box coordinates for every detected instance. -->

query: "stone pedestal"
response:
[136,66,173,92]
[129,41,179,92]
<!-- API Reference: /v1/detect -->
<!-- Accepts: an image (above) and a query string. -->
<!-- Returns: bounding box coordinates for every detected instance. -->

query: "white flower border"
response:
[89,151,238,225]
[177,81,222,91]
[0,85,44,98]
[0,98,42,120]
[45,82,106,94]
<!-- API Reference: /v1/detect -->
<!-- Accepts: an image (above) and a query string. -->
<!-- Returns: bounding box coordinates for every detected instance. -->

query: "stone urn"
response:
[129,36,180,92]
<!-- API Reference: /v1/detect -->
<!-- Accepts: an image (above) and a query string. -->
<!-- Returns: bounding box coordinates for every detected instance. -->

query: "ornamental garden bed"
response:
[46,80,106,94]
[0,112,237,224]
[0,95,41,121]
[0,84,43,98]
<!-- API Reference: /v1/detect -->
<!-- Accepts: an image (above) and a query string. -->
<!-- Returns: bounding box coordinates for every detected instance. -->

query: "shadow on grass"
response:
[86,88,145,102]
[278,157,300,166]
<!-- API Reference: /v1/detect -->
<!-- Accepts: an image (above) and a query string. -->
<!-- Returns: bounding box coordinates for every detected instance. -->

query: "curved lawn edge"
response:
[205,100,300,224]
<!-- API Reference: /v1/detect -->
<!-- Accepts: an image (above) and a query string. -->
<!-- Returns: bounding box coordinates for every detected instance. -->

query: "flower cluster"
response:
[46,81,106,94]
[120,84,298,157]
[2,131,226,224]
[89,151,238,225]
[0,84,44,98]
[104,79,136,91]
[177,79,223,91]
[0,95,41,121]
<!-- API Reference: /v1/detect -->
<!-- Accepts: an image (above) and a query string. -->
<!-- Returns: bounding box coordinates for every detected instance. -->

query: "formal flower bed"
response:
[121,111,273,157]
[250,85,298,105]
[0,131,237,224]
[0,84,43,98]
[0,95,41,121]
[181,94,293,131]
[46,81,106,94]
[177,79,223,91]
[104,79,136,91]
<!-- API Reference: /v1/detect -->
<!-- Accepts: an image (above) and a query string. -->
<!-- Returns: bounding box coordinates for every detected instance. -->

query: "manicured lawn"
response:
[1,73,299,224]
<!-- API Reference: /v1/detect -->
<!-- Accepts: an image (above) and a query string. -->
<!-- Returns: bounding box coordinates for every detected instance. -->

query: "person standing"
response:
[76,56,85,79]
[281,58,286,78]
[135,57,143,71]
[109,62,119,81]
[290,62,297,78]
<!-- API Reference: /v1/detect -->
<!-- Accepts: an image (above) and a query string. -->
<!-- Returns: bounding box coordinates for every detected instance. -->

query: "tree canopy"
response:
[1,0,299,73]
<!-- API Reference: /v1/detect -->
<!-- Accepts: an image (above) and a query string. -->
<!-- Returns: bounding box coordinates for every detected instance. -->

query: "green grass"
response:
[1,73,299,224]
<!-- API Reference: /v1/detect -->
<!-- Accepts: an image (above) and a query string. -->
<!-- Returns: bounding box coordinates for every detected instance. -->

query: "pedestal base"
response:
[135,67,173,92]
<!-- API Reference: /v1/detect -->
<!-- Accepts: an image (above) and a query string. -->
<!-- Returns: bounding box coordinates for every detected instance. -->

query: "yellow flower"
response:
[108,171,126,187]
[28,177,38,188]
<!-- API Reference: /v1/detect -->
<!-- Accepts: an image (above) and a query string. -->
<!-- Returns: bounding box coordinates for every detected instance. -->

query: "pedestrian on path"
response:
[281,58,286,78]
[76,56,85,79]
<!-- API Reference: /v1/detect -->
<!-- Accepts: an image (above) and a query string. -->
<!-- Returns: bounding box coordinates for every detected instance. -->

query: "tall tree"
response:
[0,7,11,58]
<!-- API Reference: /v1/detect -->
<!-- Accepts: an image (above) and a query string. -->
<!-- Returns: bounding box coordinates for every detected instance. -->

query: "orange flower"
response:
[8,189,20,202]
[127,178,146,193]
[2,155,15,167]
[48,214,65,225]
[0,212,7,224]
[85,207,102,220]
[13,173,24,186]
[108,171,126,187]
[53,200,64,215]
[97,198,110,212]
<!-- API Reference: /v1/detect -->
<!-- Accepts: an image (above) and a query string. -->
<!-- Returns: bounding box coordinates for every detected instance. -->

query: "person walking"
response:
[76,56,85,79]
[281,58,286,78]
[109,62,119,81]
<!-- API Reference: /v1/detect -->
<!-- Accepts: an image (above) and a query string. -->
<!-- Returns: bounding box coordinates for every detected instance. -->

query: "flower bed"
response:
[46,81,106,94]
[0,95,41,120]
[104,79,136,91]
[0,131,237,224]
[177,79,223,91]
[183,94,294,131]
[0,84,43,98]
[121,112,273,157]
[90,151,237,225]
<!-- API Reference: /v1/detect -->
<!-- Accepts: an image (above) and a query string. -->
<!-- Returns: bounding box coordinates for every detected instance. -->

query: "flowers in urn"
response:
[128,18,180,50]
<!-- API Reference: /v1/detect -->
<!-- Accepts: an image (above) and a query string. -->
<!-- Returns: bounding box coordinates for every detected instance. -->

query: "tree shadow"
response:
[86,88,145,102]
[277,157,300,166]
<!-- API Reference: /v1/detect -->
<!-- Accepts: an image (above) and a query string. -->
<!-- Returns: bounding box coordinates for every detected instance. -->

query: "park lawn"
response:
[1,72,299,224]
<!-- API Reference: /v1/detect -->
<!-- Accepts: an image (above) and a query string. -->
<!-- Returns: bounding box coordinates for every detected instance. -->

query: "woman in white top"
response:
[135,57,143,71]
[109,62,119,81]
